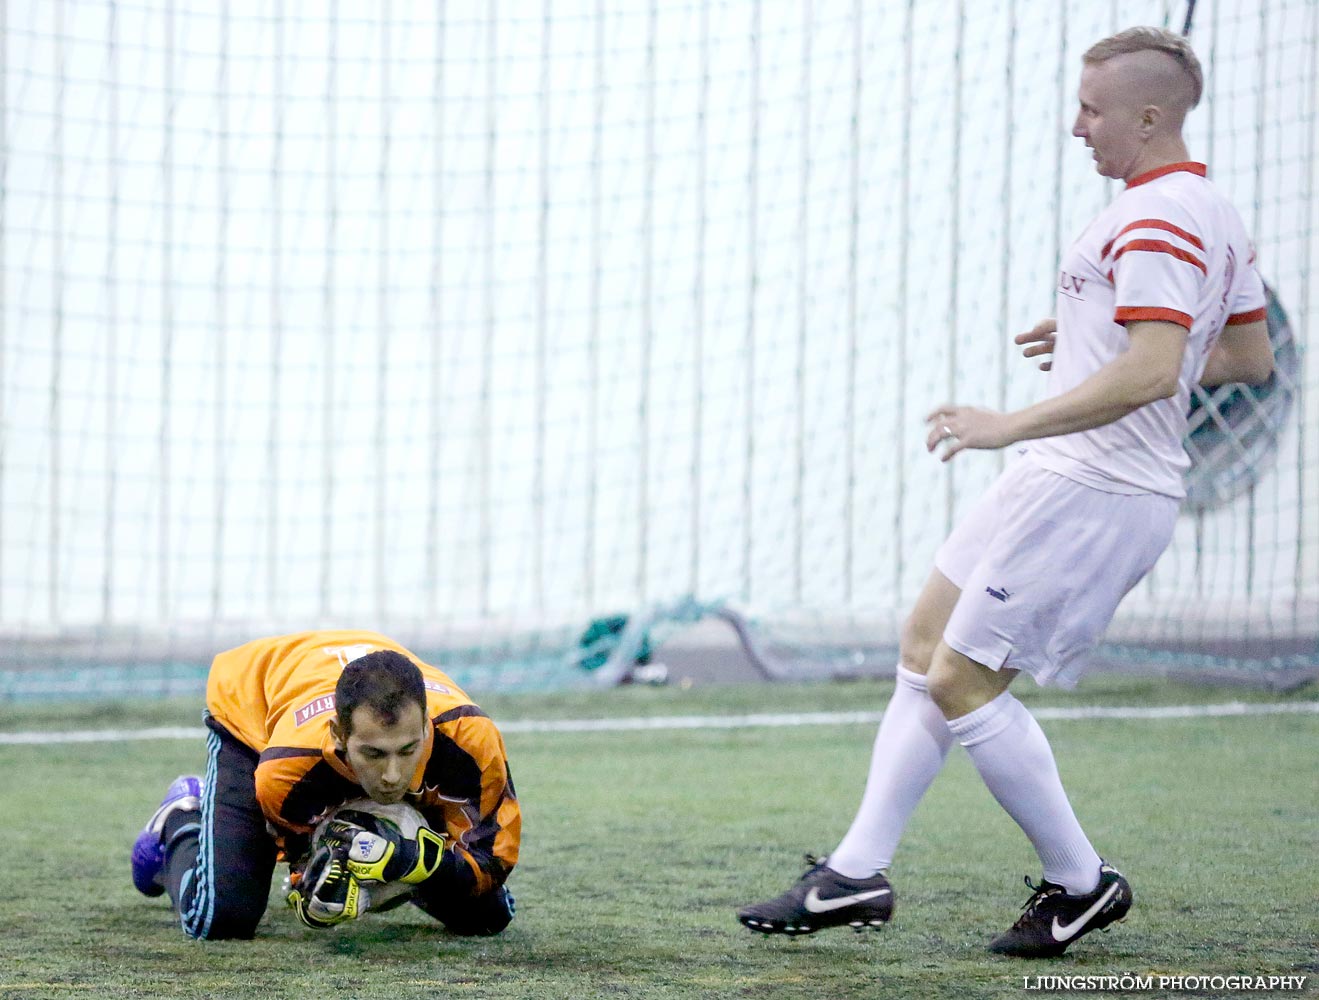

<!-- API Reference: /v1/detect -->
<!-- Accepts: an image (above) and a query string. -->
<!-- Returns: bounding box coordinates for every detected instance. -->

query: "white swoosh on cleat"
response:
[1050,883,1121,942]
[803,887,891,914]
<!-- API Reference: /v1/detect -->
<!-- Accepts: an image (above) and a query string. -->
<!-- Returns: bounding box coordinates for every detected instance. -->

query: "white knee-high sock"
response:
[946,691,1102,895]
[828,665,956,879]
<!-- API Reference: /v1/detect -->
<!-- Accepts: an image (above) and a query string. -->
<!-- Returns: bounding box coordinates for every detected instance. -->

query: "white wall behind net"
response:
[2,1,1315,690]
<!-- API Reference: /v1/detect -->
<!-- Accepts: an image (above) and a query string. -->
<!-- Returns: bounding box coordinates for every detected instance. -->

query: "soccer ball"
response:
[312,797,435,912]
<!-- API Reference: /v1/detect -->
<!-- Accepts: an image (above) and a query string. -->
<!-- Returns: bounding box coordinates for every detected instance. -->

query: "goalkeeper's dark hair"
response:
[335,650,428,735]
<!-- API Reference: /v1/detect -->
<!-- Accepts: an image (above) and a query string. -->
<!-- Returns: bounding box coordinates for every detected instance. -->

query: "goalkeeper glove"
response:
[322,811,447,886]
[286,844,364,928]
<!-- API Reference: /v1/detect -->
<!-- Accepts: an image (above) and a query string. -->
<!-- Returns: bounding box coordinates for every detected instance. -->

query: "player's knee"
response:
[924,648,969,717]
[458,885,515,936]
[898,614,941,675]
[180,894,266,941]
[469,887,516,936]
[418,884,516,937]
[181,913,261,941]
[927,645,1014,719]
[188,919,260,941]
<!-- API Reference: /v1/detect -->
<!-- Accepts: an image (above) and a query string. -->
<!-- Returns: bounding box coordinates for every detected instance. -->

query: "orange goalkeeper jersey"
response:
[206,629,520,894]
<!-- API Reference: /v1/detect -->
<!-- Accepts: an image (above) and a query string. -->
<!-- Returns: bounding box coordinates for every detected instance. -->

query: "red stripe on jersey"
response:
[1112,238,1207,275]
[1114,306,1193,329]
[1126,161,1207,188]
[1226,307,1267,325]
[1102,219,1205,259]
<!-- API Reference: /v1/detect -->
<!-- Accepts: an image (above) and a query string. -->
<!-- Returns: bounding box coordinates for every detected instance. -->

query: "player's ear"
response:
[1140,104,1159,137]
[330,715,348,751]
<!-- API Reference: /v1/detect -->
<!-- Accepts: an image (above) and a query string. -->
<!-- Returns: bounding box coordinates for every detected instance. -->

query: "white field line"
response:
[1,700,1316,746]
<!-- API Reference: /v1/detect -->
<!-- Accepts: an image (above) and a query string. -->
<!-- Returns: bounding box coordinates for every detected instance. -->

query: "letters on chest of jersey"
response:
[1058,269,1093,301]
[1058,215,1117,305]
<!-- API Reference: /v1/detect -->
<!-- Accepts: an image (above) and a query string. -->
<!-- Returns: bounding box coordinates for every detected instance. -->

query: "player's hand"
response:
[925,406,1019,462]
[322,811,447,886]
[1014,317,1057,371]
[286,844,364,928]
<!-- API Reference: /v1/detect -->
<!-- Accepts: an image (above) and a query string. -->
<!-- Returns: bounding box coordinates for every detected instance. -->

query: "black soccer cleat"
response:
[737,855,893,936]
[988,863,1132,958]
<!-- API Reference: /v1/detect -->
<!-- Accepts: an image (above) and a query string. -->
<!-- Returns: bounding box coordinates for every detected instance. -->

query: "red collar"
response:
[1126,161,1207,188]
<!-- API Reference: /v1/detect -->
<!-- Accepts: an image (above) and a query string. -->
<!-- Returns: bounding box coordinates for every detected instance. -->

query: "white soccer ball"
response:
[312,797,434,912]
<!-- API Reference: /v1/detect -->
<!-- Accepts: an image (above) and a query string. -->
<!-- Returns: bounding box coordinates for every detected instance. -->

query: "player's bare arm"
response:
[1014,317,1057,371]
[927,319,1186,461]
[1199,318,1272,386]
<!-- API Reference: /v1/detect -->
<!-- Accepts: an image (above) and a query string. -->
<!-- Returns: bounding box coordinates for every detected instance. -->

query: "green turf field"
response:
[1,675,1316,1000]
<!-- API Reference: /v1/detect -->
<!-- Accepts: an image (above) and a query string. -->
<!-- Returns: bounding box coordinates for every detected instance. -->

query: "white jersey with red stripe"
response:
[1026,162,1266,498]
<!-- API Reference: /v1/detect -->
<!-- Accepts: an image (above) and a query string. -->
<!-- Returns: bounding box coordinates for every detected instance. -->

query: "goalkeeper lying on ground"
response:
[130,630,521,939]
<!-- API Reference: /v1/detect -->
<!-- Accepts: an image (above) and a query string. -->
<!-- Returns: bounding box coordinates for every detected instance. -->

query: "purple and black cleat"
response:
[130,775,203,897]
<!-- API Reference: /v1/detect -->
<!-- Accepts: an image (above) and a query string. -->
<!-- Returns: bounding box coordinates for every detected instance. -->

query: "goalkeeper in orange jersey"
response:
[130,630,521,939]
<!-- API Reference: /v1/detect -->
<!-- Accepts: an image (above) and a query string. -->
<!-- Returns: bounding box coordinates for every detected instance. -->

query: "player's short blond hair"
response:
[1083,27,1203,108]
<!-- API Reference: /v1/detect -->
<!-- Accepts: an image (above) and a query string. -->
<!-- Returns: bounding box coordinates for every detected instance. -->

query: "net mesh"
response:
[2,0,1315,699]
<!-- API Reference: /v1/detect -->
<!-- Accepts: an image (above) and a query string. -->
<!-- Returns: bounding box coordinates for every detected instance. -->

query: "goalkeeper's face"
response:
[333,702,429,804]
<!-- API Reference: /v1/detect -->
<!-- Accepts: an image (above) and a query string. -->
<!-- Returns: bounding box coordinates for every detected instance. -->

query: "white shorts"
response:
[934,455,1177,688]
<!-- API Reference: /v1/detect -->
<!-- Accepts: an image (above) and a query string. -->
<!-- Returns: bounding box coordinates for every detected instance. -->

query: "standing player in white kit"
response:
[737,26,1275,957]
